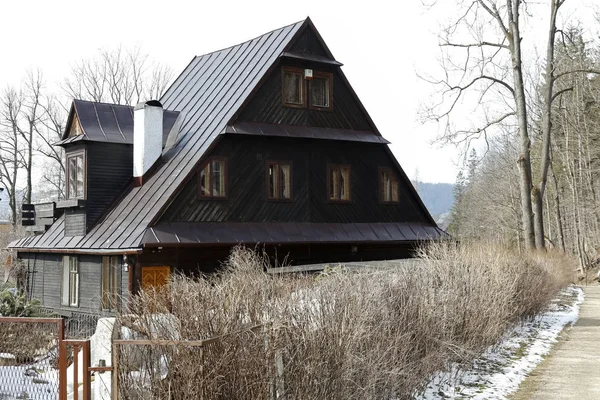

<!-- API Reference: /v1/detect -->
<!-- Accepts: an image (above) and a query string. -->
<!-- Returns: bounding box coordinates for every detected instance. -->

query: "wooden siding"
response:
[288,25,330,57]
[84,142,133,229]
[160,136,430,224]
[65,209,86,237]
[21,252,126,315]
[235,62,374,132]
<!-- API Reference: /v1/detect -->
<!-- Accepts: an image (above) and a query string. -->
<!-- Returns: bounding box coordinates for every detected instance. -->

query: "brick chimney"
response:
[133,100,163,186]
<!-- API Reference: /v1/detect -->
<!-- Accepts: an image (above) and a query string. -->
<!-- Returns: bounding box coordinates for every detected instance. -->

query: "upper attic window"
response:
[67,150,86,199]
[282,67,305,107]
[310,72,333,110]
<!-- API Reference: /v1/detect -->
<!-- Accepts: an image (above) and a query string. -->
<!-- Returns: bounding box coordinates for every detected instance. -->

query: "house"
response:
[9,18,446,317]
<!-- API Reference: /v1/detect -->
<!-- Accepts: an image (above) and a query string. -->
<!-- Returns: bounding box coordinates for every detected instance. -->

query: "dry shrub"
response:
[117,242,573,400]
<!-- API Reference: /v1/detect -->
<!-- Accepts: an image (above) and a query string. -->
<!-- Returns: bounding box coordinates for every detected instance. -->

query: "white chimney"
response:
[133,100,163,185]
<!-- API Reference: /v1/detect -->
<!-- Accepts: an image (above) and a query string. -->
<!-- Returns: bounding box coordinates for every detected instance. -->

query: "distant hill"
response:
[414,182,454,226]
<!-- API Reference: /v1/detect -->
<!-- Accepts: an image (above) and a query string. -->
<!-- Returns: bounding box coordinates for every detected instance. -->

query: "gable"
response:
[287,23,332,58]
[68,113,84,138]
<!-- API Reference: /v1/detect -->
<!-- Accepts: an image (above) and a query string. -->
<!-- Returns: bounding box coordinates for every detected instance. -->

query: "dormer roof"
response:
[57,99,180,146]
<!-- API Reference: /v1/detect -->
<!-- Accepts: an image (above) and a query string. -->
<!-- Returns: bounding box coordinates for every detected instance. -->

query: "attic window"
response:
[380,168,399,203]
[267,161,292,201]
[328,164,351,202]
[199,158,227,198]
[310,72,333,110]
[282,67,305,107]
[66,150,86,200]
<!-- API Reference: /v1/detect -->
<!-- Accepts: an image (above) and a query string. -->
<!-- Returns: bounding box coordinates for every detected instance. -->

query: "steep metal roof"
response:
[11,19,305,251]
[56,100,180,146]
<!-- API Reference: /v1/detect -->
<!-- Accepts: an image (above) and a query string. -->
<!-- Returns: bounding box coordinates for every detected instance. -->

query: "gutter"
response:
[11,247,142,255]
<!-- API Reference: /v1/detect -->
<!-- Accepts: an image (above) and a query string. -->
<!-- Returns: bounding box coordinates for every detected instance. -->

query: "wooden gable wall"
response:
[234,26,375,132]
[159,136,431,224]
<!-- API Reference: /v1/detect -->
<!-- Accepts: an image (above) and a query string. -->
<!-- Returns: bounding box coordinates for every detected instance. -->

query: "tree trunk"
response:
[533,0,561,249]
[508,0,536,250]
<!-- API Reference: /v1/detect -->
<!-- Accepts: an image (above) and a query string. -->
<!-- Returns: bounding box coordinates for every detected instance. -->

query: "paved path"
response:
[512,285,600,400]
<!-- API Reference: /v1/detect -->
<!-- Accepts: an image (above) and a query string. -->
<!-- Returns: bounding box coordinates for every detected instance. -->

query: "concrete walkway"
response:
[512,285,600,400]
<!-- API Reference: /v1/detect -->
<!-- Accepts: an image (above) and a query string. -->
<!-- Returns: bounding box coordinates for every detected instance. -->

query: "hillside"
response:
[414,182,454,226]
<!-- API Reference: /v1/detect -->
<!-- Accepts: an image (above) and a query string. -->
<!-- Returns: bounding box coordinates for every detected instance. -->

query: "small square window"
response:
[380,168,399,203]
[328,165,351,201]
[282,68,305,107]
[267,162,292,201]
[199,158,227,198]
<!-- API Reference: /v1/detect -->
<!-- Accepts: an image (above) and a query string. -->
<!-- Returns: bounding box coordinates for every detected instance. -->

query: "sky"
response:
[0,1,597,185]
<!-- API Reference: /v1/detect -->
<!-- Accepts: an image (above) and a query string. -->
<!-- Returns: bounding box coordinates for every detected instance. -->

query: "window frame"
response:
[281,67,306,109]
[198,157,228,199]
[101,256,120,311]
[66,149,86,200]
[379,167,400,204]
[309,71,334,111]
[61,256,79,307]
[327,164,352,203]
[266,160,293,202]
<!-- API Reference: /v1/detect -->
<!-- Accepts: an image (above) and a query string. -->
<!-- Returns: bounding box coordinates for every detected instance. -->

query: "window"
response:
[310,72,333,110]
[61,256,79,307]
[282,67,305,107]
[328,165,351,201]
[380,168,400,203]
[282,67,333,110]
[67,151,85,199]
[267,161,292,200]
[102,256,119,310]
[199,158,227,198]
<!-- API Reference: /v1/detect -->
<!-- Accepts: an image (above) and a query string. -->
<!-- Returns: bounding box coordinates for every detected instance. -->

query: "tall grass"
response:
[117,241,573,399]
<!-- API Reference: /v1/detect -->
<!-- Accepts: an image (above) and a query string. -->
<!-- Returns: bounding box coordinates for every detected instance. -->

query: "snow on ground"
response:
[416,285,584,400]
[0,354,58,400]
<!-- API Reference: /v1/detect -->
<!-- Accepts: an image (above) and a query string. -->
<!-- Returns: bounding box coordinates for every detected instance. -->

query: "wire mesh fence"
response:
[0,317,63,400]
[114,324,277,400]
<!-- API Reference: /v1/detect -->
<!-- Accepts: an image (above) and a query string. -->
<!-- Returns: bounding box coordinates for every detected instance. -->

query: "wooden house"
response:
[10,18,445,317]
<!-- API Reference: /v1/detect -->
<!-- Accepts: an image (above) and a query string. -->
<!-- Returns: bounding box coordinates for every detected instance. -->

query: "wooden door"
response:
[141,266,171,290]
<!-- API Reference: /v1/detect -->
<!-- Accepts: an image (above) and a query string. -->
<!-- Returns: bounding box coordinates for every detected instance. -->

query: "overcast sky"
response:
[1,1,597,184]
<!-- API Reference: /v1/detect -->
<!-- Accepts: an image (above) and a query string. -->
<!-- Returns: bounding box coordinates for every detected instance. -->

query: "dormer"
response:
[56,100,180,236]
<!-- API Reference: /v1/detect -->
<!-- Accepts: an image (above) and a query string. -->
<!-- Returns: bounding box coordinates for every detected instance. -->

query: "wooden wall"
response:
[85,142,133,229]
[236,61,374,131]
[160,136,430,224]
[20,252,127,316]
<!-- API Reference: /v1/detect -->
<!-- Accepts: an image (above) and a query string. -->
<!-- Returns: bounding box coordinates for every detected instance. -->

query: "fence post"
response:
[82,341,91,400]
[112,341,119,400]
[58,319,66,400]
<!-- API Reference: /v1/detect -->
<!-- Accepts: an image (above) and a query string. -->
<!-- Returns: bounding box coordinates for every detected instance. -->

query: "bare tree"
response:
[62,45,173,105]
[0,87,24,226]
[422,0,538,249]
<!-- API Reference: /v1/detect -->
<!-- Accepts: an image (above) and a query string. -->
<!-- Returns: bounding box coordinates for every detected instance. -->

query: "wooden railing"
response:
[21,201,57,233]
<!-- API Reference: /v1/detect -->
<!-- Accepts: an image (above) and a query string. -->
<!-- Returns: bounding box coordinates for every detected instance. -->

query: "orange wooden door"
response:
[141,266,171,290]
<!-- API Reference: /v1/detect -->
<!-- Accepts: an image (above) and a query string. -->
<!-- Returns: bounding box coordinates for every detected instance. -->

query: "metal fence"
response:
[0,317,64,400]
[113,324,281,400]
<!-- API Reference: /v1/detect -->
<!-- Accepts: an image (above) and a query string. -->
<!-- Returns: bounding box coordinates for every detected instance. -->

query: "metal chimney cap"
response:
[134,100,163,110]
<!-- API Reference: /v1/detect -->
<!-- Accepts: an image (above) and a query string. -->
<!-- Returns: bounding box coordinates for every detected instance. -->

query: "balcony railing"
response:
[21,202,57,233]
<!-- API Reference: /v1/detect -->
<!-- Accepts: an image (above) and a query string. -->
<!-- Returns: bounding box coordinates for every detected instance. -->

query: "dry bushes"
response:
[117,242,573,400]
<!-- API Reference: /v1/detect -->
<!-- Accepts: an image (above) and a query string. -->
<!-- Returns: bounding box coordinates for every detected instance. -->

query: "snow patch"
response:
[416,285,584,399]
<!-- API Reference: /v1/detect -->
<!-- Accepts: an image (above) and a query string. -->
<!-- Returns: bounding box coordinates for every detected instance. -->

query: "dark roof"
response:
[10,17,438,253]
[225,122,390,144]
[12,19,306,251]
[57,100,180,146]
[143,222,448,246]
